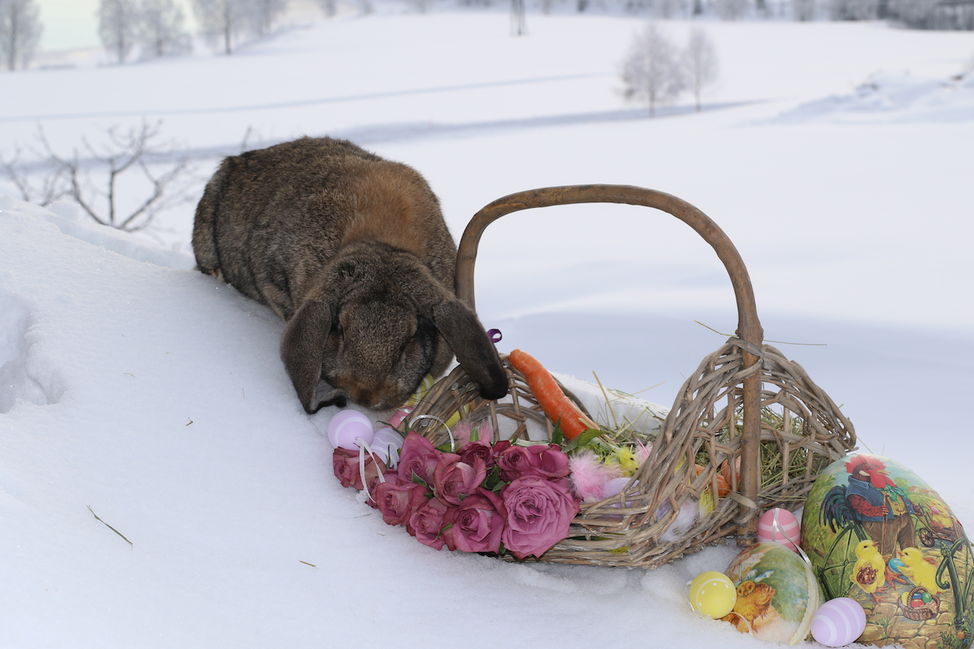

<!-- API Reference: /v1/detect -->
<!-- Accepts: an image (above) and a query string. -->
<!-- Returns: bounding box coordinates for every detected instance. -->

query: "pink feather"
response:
[570,450,623,502]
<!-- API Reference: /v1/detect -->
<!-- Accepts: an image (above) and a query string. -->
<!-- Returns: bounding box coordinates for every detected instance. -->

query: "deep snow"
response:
[2,10,973,649]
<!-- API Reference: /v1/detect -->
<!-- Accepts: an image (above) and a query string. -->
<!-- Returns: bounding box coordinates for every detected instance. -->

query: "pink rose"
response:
[373,473,428,526]
[528,444,570,479]
[443,488,507,554]
[458,441,493,469]
[496,443,570,481]
[501,476,580,559]
[495,443,533,481]
[407,498,451,550]
[433,455,487,505]
[365,470,395,509]
[397,431,454,485]
[333,447,386,491]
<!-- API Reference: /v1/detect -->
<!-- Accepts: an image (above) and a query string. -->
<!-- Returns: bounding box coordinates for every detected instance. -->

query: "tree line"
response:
[1,0,971,72]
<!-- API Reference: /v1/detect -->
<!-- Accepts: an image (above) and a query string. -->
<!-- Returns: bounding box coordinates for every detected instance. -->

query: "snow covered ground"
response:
[2,10,973,649]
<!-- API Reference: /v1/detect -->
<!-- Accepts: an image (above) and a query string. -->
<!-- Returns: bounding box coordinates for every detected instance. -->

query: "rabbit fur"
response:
[192,136,507,413]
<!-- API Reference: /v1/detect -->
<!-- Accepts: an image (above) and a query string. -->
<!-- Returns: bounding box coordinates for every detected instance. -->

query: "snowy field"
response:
[2,9,973,649]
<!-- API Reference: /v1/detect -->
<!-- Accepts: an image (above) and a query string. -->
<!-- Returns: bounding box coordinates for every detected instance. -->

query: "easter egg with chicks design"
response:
[800,454,974,649]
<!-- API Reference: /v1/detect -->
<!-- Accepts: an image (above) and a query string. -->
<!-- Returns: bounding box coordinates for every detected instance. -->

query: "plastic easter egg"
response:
[722,542,822,644]
[688,571,737,618]
[370,426,404,465]
[810,598,867,647]
[800,454,974,649]
[327,410,374,450]
[757,508,800,551]
[602,476,632,499]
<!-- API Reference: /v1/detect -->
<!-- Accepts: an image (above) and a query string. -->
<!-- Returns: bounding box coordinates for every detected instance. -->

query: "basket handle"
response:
[456,184,766,532]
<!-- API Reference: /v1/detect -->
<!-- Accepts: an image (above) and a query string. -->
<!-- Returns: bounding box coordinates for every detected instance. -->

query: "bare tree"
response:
[193,0,248,54]
[98,0,140,63]
[247,0,288,38]
[829,0,879,19]
[36,122,195,232]
[138,0,191,58]
[620,22,687,116]
[793,0,817,20]
[684,26,718,111]
[315,0,336,16]
[0,0,42,71]
[511,0,526,35]
[1,143,68,206]
[714,0,748,19]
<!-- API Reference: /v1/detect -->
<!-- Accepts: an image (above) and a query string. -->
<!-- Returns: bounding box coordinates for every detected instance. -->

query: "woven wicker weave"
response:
[402,185,856,568]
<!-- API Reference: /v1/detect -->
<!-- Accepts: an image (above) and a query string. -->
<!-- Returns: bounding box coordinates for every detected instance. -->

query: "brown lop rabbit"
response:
[192,136,508,413]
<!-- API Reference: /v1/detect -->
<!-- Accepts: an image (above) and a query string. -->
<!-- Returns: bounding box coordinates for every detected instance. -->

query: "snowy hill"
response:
[2,11,974,649]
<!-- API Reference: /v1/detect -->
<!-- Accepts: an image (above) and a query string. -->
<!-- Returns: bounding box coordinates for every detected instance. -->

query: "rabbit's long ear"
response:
[281,298,334,413]
[431,300,509,401]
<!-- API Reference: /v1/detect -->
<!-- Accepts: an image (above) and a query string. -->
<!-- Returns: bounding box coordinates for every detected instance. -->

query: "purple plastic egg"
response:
[603,477,632,499]
[811,598,866,647]
[327,410,374,450]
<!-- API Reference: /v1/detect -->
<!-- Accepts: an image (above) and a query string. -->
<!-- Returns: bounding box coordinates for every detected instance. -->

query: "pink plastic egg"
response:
[327,410,374,450]
[757,507,800,551]
[810,598,866,647]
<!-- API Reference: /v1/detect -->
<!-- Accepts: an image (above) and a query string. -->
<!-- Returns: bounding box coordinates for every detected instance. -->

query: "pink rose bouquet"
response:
[329,396,656,559]
[333,426,583,559]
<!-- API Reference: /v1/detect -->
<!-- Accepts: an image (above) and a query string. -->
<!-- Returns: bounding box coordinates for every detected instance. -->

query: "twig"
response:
[693,320,827,346]
[299,560,317,568]
[87,505,134,547]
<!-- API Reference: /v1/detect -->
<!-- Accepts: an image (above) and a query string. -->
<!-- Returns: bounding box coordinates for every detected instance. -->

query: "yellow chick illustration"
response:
[851,540,886,603]
[899,547,942,593]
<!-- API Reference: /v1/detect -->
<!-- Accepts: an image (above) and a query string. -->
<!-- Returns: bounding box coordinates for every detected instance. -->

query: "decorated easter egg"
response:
[811,597,867,647]
[722,542,822,644]
[327,410,374,450]
[757,508,801,551]
[800,454,974,649]
[688,571,737,618]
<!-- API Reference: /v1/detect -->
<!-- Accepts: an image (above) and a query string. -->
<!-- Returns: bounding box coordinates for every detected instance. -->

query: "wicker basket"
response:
[898,587,940,621]
[402,185,856,568]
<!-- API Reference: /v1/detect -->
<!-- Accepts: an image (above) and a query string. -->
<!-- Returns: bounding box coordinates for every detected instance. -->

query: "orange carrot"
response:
[508,349,598,440]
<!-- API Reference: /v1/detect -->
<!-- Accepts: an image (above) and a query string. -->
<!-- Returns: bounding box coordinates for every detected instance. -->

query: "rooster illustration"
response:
[820,455,916,556]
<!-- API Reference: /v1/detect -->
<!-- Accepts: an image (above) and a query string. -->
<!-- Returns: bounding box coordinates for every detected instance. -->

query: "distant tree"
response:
[793,0,816,20]
[511,0,526,35]
[620,22,687,116]
[887,0,973,29]
[654,0,686,17]
[315,0,336,16]
[193,0,247,54]
[247,0,288,37]
[684,26,718,111]
[829,0,878,19]
[98,0,140,63]
[138,0,191,58]
[692,0,704,15]
[0,0,42,71]
[714,0,748,19]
